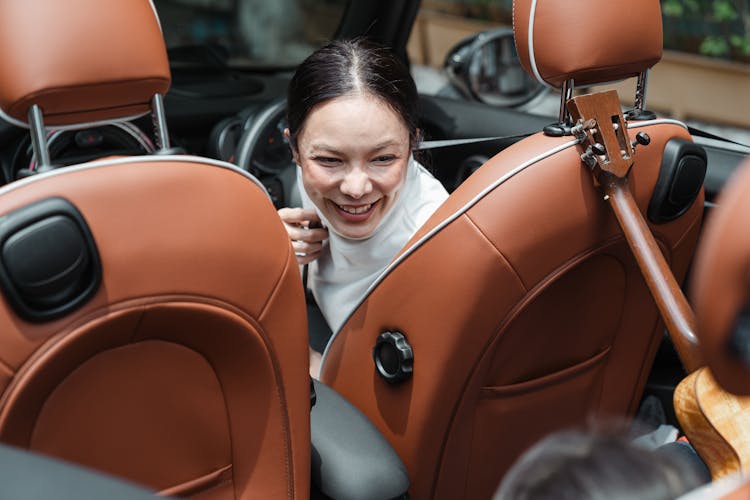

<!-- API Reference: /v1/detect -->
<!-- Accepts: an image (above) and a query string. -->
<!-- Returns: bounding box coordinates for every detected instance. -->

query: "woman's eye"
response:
[314,156,342,166]
[372,155,396,165]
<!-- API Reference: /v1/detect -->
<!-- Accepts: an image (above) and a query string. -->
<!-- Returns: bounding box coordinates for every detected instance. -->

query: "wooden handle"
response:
[602,172,702,372]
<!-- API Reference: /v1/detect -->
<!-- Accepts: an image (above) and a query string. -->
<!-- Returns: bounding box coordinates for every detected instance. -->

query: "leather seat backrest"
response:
[0,1,310,498]
[320,1,703,498]
[691,157,750,396]
[680,157,750,499]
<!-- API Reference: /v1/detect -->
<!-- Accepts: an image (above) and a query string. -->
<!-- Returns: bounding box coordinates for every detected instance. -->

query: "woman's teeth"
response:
[337,203,373,214]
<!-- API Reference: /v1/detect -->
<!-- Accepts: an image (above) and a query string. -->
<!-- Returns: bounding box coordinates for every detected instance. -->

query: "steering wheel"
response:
[235,97,288,173]
[234,98,300,208]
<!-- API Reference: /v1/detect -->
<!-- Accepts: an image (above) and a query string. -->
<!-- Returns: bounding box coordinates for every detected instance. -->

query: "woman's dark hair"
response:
[495,431,706,500]
[286,38,419,152]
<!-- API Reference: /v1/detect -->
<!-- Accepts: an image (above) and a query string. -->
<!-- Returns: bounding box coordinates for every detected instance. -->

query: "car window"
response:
[154,0,348,68]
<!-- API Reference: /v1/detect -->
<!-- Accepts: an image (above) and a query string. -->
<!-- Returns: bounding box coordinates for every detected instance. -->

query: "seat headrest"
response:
[0,0,171,128]
[691,158,750,395]
[513,0,663,88]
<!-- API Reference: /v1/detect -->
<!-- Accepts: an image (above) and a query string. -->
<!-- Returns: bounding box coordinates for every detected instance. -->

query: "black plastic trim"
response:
[626,109,658,121]
[647,139,707,224]
[0,197,101,322]
[543,123,572,137]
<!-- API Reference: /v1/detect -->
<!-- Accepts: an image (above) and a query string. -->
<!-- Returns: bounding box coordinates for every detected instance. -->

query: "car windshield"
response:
[154,0,348,68]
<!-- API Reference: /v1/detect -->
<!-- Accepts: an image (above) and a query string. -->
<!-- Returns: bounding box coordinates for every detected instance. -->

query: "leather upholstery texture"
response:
[691,158,750,396]
[0,160,311,499]
[321,122,703,499]
[513,0,663,87]
[0,0,170,126]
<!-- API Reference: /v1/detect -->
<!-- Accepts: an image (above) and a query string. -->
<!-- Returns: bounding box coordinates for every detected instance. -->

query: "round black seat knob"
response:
[373,331,414,384]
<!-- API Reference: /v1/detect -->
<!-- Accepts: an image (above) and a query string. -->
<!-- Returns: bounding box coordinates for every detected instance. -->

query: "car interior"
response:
[0,0,747,499]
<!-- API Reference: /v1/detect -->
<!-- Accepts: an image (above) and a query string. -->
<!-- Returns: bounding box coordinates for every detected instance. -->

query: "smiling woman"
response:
[294,94,410,240]
[278,39,449,376]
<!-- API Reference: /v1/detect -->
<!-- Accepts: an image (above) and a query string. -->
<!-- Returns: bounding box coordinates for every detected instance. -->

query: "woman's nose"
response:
[339,167,373,199]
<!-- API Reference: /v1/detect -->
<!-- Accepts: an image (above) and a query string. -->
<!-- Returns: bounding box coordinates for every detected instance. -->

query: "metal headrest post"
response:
[634,70,649,114]
[627,70,657,121]
[558,79,575,125]
[28,105,53,172]
[543,79,575,137]
[151,93,171,151]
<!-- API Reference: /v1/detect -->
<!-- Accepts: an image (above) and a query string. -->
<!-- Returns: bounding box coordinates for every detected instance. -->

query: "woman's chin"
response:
[327,213,381,239]
[331,220,379,240]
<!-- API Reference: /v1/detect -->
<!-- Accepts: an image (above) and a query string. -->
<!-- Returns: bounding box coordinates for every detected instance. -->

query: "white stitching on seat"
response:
[148,0,163,33]
[0,154,270,199]
[527,0,554,89]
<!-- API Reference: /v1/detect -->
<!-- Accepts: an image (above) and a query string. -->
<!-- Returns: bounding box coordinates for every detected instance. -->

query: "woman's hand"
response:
[278,207,329,265]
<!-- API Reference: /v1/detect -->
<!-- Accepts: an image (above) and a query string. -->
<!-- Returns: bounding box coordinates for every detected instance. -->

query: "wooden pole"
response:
[601,172,702,372]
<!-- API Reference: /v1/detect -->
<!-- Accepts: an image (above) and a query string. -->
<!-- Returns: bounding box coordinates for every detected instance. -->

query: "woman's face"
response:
[291,94,411,240]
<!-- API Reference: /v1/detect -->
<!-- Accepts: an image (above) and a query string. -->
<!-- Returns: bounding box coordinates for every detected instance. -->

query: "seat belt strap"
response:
[418,133,532,150]
[687,126,750,150]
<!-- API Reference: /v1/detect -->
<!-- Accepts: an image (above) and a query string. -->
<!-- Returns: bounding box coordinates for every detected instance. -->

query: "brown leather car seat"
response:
[0,1,310,498]
[681,158,750,499]
[691,157,750,397]
[320,1,704,498]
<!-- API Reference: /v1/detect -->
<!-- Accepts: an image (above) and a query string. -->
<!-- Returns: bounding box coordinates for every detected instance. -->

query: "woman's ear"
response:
[284,128,300,164]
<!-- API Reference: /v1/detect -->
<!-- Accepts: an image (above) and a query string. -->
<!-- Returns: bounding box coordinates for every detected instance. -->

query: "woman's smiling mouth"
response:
[332,200,379,221]
[338,203,372,214]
